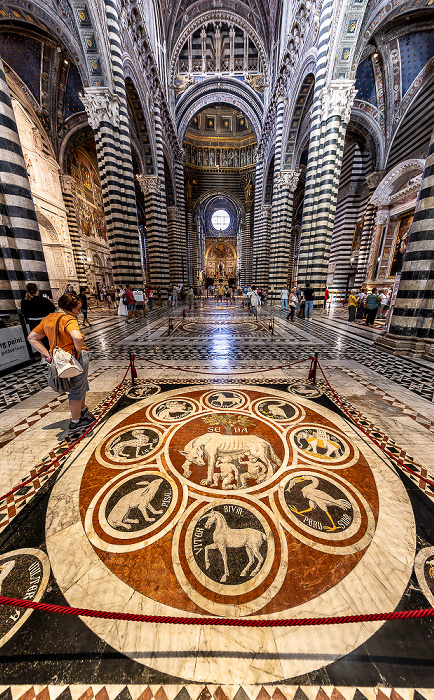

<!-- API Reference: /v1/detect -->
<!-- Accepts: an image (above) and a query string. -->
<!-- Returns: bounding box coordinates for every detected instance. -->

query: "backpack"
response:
[122,293,128,305]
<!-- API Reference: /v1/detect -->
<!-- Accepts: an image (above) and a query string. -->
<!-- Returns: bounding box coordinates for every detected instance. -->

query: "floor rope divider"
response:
[0,358,134,505]
[0,596,432,626]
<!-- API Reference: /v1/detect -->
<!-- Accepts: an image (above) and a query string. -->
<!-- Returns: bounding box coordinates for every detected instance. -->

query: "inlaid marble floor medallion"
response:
[47,384,415,684]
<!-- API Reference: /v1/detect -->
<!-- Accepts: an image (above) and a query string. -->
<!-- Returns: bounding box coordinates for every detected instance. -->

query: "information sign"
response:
[0,326,31,371]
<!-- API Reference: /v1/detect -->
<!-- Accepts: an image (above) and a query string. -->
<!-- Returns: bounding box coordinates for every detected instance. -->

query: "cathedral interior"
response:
[0,0,434,697]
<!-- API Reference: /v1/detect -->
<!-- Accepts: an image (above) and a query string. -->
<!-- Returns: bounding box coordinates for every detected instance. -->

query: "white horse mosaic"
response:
[203,510,266,582]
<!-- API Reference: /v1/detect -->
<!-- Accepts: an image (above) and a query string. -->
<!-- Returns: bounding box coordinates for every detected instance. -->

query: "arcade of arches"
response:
[1,0,434,695]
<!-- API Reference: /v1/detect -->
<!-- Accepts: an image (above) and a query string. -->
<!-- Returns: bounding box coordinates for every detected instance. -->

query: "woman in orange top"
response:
[28,293,95,433]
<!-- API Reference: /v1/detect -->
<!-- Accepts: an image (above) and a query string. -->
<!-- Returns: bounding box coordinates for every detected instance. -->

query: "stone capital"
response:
[60,174,76,194]
[136,174,162,195]
[81,87,122,129]
[321,80,357,124]
[277,170,300,192]
[375,208,390,226]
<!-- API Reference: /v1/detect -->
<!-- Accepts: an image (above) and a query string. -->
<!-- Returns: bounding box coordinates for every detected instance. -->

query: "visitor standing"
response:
[281,286,289,310]
[148,287,154,311]
[250,286,261,316]
[27,292,95,433]
[378,289,389,319]
[125,284,136,323]
[217,284,224,303]
[303,283,315,319]
[287,287,298,321]
[187,286,195,310]
[365,288,380,326]
[347,289,357,324]
[156,286,162,305]
[324,288,329,309]
[172,285,178,307]
[79,287,91,327]
[117,288,128,318]
[356,289,367,320]
[21,283,56,352]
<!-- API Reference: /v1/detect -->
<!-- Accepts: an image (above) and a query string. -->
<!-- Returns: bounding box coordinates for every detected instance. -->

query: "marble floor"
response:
[0,299,433,697]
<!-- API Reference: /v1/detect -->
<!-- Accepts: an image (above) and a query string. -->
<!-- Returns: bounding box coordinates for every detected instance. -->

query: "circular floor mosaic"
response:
[47,384,415,684]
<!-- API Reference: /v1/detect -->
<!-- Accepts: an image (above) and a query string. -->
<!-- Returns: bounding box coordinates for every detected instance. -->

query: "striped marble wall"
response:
[329,142,372,290]
[0,57,50,310]
[380,127,434,357]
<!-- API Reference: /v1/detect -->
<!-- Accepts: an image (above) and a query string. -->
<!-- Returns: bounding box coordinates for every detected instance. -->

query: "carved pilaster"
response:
[136,174,162,195]
[321,80,358,124]
[81,87,122,129]
[276,170,301,192]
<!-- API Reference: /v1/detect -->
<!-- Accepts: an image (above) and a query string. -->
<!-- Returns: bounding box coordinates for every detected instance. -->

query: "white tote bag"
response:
[51,315,84,378]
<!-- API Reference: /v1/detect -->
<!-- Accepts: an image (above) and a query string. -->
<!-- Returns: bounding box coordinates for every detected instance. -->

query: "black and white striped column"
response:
[376,128,434,357]
[240,208,252,286]
[81,0,142,288]
[0,57,50,309]
[269,170,300,295]
[136,174,171,289]
[255,205,272,288]
[174,151,187,284]
[297,0,335,275]
[60,175,87,286]
[297,80,357,300]
[252,160,264,286]
[269,95,286,300]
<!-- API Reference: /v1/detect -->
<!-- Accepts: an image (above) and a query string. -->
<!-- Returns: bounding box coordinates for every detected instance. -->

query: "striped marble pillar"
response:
[269,170,300,295]
[186,210,194,285]
[298,81,357,302]
[269,95,286,301]
[136,175,170,288]
[0,57,50,310]
[297,0,335,274]
[174,152,187,284]
[167,207,180,284]
[80,0,142,288]
[376,129,434,358]
[255,205,272,289]
[240,209,252,287]
[252,160,264,286]
[60,175,87,286]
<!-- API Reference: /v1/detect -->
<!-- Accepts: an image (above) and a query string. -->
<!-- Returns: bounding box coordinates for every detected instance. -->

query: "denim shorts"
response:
[68,350,90,401]
[127,303,135,311]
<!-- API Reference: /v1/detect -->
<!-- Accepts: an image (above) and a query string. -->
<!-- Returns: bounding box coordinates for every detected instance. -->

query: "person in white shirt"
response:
[378,289,389,318]
[250,286,261,316]
[281,287,289,310]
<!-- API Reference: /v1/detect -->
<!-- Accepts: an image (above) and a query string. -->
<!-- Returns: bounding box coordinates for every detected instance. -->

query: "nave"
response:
[0,301,433,697]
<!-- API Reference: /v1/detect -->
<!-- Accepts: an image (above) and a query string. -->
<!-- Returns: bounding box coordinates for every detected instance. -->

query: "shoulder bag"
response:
[51,314,84,378]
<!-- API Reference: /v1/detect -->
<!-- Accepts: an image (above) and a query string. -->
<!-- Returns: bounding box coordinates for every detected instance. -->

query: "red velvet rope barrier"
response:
[0,359,134,505]
[0,597,433,626]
